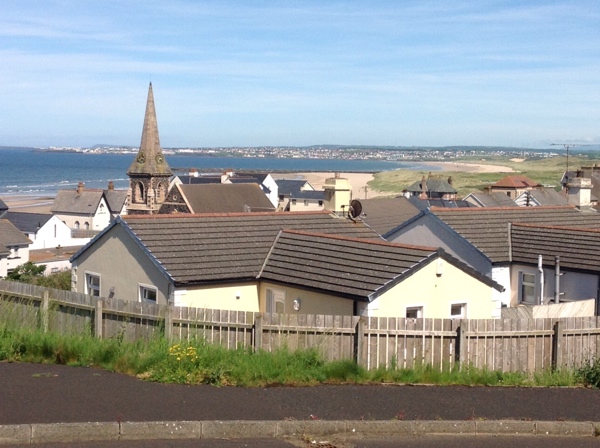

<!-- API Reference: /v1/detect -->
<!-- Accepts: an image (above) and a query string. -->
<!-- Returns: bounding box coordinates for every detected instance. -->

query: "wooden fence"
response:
[2,279,600,372]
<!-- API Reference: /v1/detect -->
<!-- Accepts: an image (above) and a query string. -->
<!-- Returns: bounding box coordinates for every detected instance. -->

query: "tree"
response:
[6,262,45,283]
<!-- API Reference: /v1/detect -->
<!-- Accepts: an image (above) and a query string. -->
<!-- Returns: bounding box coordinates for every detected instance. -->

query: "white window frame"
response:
[139,284,158,304]
[405,306,423,319]
[450,303,467,319]
[519,272,537,305]
[85,272,101,297]
[266,288,285,314]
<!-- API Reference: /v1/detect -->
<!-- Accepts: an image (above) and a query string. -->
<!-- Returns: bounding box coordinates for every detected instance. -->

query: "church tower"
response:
[126,83,172,214]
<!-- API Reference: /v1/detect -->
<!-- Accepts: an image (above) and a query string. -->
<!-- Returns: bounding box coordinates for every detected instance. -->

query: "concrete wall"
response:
[0,245,30,277]
[29,216,79,250]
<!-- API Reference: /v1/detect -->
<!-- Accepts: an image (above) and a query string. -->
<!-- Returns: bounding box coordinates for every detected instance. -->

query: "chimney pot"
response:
[77,182,84,194]
[108,181,114,190]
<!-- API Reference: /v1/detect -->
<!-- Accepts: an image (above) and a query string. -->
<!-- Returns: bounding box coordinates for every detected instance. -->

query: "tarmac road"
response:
[2,362,600,424]
[2,362,600,446]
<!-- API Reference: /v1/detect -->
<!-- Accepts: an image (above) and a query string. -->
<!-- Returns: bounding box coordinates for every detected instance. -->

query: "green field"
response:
[369,155,600,197]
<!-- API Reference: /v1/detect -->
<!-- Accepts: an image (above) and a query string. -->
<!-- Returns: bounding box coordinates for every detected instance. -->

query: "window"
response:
[85,273,100,297]
[450,303,467,319]
[304,200,309,206]
[291,199,297,206]
[54,224,57,238]
[140,285,157,303]
[519,272,537,304]
[74,221,80,229]
[84,222,89,230]
[406,306,423,319]
[266,288,285,314]
[318,200,323,206]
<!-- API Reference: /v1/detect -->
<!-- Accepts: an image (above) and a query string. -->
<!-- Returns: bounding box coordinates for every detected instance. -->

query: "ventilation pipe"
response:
[554,256,563,304]
[538,255,544,305]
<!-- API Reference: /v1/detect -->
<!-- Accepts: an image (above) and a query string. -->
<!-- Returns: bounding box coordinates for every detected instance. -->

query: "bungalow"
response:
[385,205,600,316]
[488,175,541,200]
[275,179,324,211]
[69,211,501,318]
[70,211,379,308]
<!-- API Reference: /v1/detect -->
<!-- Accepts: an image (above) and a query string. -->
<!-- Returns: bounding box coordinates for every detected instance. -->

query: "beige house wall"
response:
[258,282,354,315]
[57,197,111,232]
[71,224,171,304]
[368,259,495,319]
[173,283,259,311]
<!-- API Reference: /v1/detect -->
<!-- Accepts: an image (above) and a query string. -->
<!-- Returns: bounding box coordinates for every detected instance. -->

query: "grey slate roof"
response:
[519,189,569,206]
[0,219,32,255]
[276,179,312,196]
[406,178,457,194]
[104,190,128,213]
[177,184,275,213]
[176,176,221,185]
[51,190,103,214]
[465,192,517,207]
[430,205,600,263]
[359,197,421,237]
[408,197,473,210]
[3,211,52,233]
[260,230,502,301]
[119,211,381,285]
[510,223,600,273]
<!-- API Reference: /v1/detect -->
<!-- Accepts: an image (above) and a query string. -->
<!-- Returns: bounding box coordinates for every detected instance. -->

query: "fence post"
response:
[457,319,467,368]
[552,320,563,370]
[41,290,50,333]
[354,317,366,368]
[164,305,173,342]
[94,299,103,338]
[253,313,263,351]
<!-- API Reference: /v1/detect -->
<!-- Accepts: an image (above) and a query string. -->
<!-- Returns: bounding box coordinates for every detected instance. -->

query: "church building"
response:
[126,83,172,214]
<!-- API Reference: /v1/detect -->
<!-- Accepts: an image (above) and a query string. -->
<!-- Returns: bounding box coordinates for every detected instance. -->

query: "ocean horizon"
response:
[0,147,436,197]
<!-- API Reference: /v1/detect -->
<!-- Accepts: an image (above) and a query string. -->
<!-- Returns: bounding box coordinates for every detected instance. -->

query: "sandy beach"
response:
[2,161,514,212]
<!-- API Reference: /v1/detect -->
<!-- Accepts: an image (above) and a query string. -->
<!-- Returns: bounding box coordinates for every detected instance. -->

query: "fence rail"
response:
[2,279,600,372]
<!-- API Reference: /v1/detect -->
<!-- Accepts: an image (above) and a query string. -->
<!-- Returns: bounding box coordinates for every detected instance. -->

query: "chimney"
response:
[566,177,592,209]
[107,181,114,191]
[77,182,84,194]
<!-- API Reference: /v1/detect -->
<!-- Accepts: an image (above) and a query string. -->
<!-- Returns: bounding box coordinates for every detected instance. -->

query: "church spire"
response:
[127,82,172,176]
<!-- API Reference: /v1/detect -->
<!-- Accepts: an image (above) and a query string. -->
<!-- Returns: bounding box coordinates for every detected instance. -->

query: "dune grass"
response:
[0,324,583,388]
[369,155,600,197]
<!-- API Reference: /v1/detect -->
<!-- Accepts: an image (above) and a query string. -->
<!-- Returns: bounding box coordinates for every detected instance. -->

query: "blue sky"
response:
[1,1,599,148]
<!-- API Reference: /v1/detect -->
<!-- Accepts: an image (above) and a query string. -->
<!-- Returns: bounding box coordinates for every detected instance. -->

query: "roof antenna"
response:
[551,143,591,183]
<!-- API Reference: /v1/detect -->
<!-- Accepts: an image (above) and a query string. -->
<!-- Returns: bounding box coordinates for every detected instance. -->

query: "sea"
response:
[0,147,435,197]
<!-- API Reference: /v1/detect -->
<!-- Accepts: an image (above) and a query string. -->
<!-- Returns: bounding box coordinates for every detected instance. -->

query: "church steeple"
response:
[128,82,172,176]
[126,83,172,215]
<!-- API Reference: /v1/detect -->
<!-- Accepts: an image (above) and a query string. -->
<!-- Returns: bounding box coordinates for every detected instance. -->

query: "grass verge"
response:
[0,326,583,388]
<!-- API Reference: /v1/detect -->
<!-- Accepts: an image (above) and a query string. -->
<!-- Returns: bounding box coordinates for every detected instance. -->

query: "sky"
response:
[0,1,599,149]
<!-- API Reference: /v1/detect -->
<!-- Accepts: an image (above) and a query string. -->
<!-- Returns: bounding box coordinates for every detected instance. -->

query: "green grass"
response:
[368,155,600,197]
[0,325,582,388]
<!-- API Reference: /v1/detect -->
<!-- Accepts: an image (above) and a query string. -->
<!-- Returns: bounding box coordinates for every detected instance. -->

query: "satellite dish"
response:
[348,199,363,219]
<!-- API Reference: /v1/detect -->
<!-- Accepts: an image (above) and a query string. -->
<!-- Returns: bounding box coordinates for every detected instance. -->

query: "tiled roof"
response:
[491,175,540,188]
[510,223,600,273]
[176,176,221,184]
[51,190,103,214]
[121,211,380,285]
[430,206,600,263]
[465,192,517,207]
[360,197,421,237]
[260,230,438,300]
[0,219,32,254]
[177,184,275,213]
[409,197,473,210]
[406,178,456,194]
[3,211,52,233]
